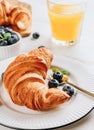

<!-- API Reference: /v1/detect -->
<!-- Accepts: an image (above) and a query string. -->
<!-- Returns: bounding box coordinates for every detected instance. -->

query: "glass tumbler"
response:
[47,0,86,46]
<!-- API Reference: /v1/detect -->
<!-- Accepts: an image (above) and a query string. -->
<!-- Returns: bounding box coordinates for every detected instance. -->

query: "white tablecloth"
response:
[0,0,94,130]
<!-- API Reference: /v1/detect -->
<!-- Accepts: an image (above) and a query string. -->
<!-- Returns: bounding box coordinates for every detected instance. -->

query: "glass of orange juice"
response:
[47,0,86,46]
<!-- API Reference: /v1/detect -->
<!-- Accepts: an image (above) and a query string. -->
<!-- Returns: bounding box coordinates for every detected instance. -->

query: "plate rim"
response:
[0,107,93,130]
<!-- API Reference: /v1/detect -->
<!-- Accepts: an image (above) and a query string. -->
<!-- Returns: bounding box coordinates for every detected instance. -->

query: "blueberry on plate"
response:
[0,40,8,46]
[8,33,19,45]
[62,85,74,96]
[48,79,59,88]
[53,71,63,83]
[32,32,40,39]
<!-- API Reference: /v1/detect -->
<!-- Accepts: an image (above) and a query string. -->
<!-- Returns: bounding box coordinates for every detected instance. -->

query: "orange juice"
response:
[48,5,84,43]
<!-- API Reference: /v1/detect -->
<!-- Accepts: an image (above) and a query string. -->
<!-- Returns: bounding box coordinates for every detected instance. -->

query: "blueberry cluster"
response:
[0,26,20,46]
[48,71,74,97]
[48,71,63,88]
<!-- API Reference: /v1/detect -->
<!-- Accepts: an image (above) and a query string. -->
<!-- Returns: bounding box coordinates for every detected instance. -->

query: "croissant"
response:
[0,0,32,37]
[3,47,70,111]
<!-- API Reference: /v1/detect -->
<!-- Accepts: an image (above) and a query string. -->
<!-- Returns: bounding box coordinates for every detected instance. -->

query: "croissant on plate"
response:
[0,0,32,37]
[3,47,70,111]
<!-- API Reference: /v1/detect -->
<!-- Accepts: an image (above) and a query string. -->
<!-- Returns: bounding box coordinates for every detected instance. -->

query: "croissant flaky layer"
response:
[0,0,32,36]
[3,47,70,111]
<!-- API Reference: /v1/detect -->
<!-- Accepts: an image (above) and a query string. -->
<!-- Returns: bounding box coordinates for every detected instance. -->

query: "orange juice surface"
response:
[48,5,84,41]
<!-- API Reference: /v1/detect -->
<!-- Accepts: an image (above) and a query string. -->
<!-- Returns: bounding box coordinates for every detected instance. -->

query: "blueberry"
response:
[38,46,46,49]
[32,32,40,39]
[0,40,8,46]
[8,34,19,45]
[48,79,59,88]
[0,29,5,36]
[53,71,63,83]
[4,27,13,33]
[12,33,19,40]
[62,85,74,96]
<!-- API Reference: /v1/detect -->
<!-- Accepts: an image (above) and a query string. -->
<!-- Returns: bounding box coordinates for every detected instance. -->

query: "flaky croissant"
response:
[3,47,70,111]
[0,0,32,36]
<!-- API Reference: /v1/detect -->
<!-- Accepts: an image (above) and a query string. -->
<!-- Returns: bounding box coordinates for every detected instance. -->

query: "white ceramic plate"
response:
[0,56,94,130]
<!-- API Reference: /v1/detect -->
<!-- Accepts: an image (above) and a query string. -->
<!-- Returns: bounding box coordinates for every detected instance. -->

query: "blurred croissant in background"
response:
[3,47,70,111]
[0,0,32,36]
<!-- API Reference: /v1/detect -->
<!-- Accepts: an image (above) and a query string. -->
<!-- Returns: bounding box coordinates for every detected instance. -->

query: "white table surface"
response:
[0,0,94,130]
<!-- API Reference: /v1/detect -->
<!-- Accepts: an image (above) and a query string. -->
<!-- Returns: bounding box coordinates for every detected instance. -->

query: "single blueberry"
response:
[38,46,46,49]
[48,79,59,88]
[69,88,75,96]
[62,85,74,96]
[12,33,19,40]
[32,32,40,39]
[0,40,8,46]
[63,85,71,91]
[53,71,63,83]
[7,37,13,45]
[0,29,5,36]
[8,34,19,45]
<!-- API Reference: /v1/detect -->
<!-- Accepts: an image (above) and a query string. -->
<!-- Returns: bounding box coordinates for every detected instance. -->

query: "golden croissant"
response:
[0,0,32,36]
[3,47,70,111]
